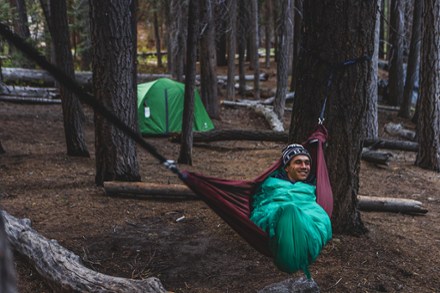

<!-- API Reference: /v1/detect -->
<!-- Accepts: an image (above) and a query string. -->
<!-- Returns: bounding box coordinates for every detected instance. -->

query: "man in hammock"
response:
[250,144,332,279]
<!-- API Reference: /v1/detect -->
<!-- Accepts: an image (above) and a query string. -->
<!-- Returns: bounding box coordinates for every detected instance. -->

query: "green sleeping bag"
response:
[250,175,332,278]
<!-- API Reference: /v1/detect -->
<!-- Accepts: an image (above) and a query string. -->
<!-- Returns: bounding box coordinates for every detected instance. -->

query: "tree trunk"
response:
[416,0,440,171]
[199,0,219,119]
[226,0,237,101]
[363,3,380,139]
[178,0,199,165]
[9,0,33,68]
[290,0,378,234]
[380,0,390,59]
[273,0,293,121]
[153,8,163,68]
[264,0,273,68]
[290,0,303,92]
[90,0,141,185]
[237,0,247,98]
[215,3,228,67]
[387,0,405,106]
[75,0,92,71]
[399,0,422,119]
[250,0,260,100]
[168,0,187,81]
[48,0,89,157]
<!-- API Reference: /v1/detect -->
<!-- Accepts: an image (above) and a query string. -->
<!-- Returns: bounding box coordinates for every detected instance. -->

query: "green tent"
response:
[137,78,215,135]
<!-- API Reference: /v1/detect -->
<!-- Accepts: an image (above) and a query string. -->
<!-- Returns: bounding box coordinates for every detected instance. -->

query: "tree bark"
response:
[290,0,378,234]
[273,0,293,120]
[416,0,440,171]
[1,210,166,293]
[90,0,141,185]
[399,0,422,118]
[199,0,219,119]
[48,0,90,157]
[178,0,199,165]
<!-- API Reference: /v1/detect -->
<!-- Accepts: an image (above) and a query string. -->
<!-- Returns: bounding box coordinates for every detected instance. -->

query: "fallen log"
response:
[384,122,416,141]
[217,72,269,82]
[363,138,418,152]
[0,95,61,104]
[170,129,289,143]
[253,104,284,132]
[0,85,59,98]
[1,210,166,293]
[221,92,294,107]
[104,181,198,199]
[361,149,393,165]
[358,195,428,214]
[103,182,428,214]
[1,67,171,88]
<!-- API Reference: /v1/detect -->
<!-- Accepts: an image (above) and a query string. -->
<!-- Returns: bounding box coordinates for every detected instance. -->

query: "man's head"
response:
[282,144,311,182]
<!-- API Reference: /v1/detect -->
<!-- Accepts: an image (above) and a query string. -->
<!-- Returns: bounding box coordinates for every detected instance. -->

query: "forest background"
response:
[0,0,439,292]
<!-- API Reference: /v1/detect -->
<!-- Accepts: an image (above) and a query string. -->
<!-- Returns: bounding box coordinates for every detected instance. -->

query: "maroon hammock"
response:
[180,124,333,257]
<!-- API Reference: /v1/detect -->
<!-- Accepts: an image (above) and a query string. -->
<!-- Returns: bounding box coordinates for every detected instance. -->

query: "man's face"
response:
[284,155,311,181]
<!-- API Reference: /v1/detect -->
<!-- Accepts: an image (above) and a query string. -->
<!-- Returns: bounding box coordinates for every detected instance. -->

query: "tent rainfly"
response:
[137,78,214,135]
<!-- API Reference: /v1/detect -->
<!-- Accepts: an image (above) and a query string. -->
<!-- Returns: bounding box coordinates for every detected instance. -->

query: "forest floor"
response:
[1,70,440,292]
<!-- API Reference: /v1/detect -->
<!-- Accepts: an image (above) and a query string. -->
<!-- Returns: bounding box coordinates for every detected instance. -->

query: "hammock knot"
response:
[163,159,177,170]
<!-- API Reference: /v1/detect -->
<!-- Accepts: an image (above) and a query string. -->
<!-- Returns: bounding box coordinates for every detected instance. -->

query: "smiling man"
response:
[250,144,332,279]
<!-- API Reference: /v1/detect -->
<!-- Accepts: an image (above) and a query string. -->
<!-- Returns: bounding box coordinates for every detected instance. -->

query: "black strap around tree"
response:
[318,55,372,124]
[0,22,184,179]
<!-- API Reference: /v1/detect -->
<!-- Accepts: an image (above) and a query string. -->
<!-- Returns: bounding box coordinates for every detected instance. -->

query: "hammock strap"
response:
[0,23,184,180]
[318,55,372,124]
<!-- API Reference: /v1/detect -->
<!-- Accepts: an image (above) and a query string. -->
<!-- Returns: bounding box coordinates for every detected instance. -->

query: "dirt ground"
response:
[1,80,440,292]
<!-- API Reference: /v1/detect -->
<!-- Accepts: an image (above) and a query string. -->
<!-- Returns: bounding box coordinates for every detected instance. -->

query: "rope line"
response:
[0,22,184,179]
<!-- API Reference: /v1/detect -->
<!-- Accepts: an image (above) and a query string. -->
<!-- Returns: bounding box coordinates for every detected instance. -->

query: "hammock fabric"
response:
[180,124,333,257]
